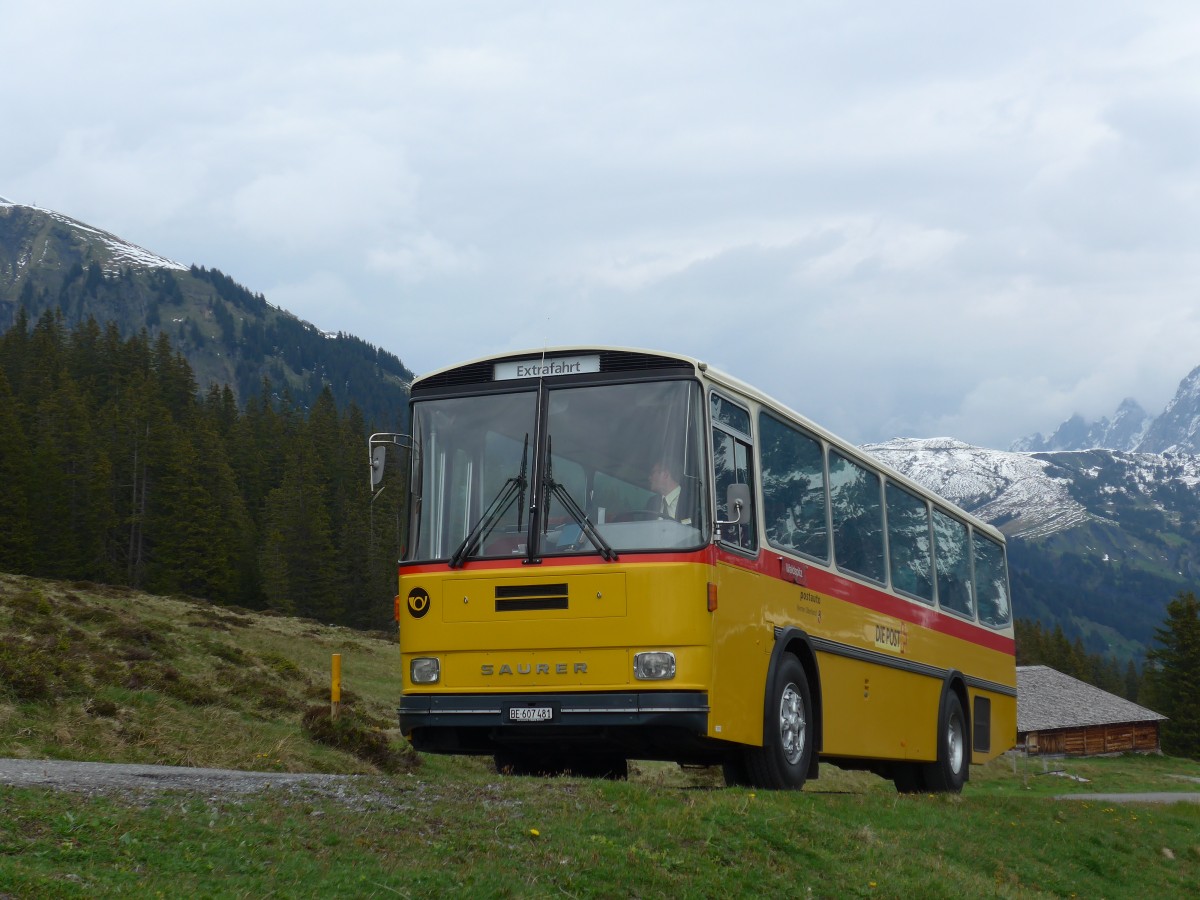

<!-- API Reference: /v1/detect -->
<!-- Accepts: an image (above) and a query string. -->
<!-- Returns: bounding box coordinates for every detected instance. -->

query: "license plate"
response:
[509,706,553,723]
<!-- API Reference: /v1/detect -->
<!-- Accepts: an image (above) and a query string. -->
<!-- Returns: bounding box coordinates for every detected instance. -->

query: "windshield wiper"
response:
[448,434,529,569]
[543,440,618,562]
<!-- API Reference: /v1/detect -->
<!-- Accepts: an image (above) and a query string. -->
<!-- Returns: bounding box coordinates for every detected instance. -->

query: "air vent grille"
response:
[495,583,569,612]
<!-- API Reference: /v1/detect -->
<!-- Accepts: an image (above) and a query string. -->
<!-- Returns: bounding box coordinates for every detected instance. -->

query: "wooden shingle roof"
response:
[1016,665,1167,733]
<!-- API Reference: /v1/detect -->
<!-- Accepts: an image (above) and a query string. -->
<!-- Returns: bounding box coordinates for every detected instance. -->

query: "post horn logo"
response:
[407,587,431,619]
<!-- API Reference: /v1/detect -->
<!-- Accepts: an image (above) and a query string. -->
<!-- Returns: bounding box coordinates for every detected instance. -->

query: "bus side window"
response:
[712,429,758,552]
[973,532,1011,627]
[829,451,886,583]
[933,508,974,618]
[759,413,828,562]
[886,482,934,603]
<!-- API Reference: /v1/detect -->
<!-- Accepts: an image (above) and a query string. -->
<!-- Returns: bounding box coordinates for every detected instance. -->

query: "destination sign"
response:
[494,354,600,381]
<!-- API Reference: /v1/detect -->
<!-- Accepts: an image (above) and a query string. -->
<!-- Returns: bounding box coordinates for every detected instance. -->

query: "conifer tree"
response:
[145,412,249,600]
[0,315,398,630]
[259,460,339,619]
[0,370,33,571]
[1125,660,1143,704]
[0,307,32,397]
[1144,592,1200,758]
[25,309,67,399]
[28,372,106,576]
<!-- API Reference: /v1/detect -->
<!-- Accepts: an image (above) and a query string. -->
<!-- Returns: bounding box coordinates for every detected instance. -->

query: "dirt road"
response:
[0,757,407,808]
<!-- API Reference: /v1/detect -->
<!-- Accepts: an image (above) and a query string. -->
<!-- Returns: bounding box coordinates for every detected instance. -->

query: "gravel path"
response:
[7,757,1199,807]
[0,757,409,808]
[1052,791,1200,804]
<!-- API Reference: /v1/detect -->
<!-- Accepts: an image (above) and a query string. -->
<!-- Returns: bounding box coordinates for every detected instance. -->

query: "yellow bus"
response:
[371,347,1015,790]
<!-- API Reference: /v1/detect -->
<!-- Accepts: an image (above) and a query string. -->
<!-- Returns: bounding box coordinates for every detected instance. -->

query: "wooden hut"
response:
[1016,665,1165,756]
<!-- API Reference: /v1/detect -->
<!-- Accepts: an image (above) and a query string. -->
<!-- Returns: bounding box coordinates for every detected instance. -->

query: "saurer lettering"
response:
[481,662,589,675]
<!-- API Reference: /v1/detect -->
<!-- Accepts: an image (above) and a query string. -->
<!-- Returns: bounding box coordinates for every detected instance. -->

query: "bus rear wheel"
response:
[921,691,967,793]
[743,655,813,790]
[565,755,628,780]
[494,749,564,777]
[494,750,627,780]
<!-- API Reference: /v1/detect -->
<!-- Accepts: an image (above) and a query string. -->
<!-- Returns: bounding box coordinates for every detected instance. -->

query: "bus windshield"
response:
[407,379,708,562]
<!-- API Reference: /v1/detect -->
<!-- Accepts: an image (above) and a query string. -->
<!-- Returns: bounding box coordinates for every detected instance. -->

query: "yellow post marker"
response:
[331,653,342,720]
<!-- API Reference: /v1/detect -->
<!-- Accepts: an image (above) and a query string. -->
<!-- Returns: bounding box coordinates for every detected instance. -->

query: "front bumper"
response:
[398,690,711,757]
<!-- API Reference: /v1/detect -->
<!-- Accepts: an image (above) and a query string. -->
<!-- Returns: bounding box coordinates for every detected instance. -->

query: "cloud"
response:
[228,127,418,250]
[7,1,1200,450]
[368,232,478,283]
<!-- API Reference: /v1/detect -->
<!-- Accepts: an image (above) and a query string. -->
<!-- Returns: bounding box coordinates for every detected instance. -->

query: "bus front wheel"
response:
[921,691,967,793]
[743,655,813,790]
[891,762,925,794]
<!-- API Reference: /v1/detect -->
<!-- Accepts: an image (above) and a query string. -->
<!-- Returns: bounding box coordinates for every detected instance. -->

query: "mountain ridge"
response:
[0,196,187,275]
[864,436,1200,659]
[0,198,412,428]
[4,196,1198,662]
[1013,367,1200,455]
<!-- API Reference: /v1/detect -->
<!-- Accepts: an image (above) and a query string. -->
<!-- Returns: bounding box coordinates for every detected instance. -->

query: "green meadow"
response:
[2,574,1198,897]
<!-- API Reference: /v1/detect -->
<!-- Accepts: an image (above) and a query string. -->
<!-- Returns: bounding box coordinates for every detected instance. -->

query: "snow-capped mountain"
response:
[4,195,1196,658]
[1013,398,1151,454]
[0,196,186,280]
[1014,366,1200,456]
[863,438,1091,540]
[1138,366,1200,455]
[867,437,1200,539]
[0,197,412,430]
[863,436,1200,654]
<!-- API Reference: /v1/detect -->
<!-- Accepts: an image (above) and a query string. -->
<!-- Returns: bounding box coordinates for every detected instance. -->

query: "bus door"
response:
[707,392,770,746]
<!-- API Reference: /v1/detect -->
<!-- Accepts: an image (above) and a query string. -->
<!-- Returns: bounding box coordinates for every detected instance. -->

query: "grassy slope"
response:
[0,572,411,773]
[2,573,1199,897]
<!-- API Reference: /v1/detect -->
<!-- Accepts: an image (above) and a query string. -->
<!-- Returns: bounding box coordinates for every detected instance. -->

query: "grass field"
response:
[2,574,1199,897]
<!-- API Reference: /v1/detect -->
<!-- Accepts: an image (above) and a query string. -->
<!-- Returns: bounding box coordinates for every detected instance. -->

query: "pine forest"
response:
[0,310,405,631]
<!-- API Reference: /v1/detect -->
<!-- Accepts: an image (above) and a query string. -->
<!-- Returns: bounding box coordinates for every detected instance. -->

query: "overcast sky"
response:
[6,1,1200,448]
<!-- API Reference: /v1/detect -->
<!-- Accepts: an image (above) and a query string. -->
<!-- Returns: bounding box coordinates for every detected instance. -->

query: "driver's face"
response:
[650,464,671,494]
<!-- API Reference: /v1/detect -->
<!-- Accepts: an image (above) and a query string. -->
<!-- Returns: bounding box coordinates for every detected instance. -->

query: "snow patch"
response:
[863,438,1091,539]
[864,439,1200,541]
[40,208,187,274]
[3,199,185,274]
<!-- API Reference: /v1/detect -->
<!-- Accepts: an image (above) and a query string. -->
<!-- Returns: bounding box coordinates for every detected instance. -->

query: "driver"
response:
[649,461,682,519]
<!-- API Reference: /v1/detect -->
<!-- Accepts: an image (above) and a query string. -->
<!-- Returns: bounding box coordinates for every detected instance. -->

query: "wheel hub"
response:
[947,713,964,773]
[779,683,807,765]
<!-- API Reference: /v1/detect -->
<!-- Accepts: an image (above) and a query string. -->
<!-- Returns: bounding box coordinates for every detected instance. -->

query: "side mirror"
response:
[718,483,751,526]
[371,445,388,490]
[368,433,412,495]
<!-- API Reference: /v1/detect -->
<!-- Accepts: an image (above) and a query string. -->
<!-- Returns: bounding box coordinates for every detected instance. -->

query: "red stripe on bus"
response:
[712,546,1015,655]
[399,544,1015,656]
[397,548,711,575]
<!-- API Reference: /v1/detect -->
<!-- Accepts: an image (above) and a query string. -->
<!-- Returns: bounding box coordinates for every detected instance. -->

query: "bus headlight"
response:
[410,657,441,684]
[634,651,676,681]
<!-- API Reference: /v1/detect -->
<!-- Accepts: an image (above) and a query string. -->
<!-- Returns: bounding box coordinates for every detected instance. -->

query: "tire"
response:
[722,756,752,788]
[744,655,814,790]
[494,750,532,776]
[921,690,968,793]
[494,749,566,777]
[565,755,628,780]
[495,750,627,780]
[891,762,925,794]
